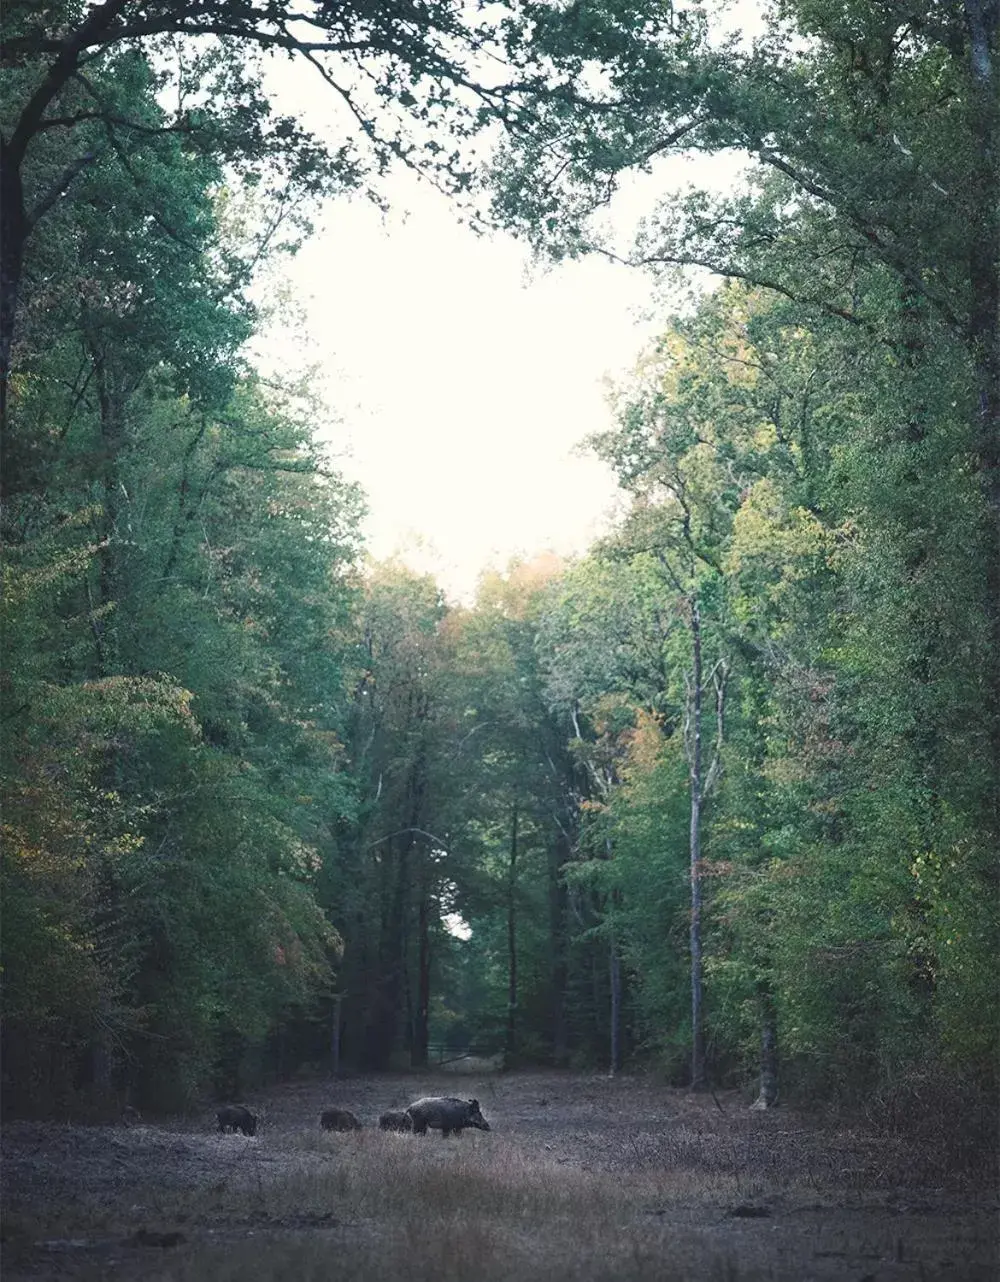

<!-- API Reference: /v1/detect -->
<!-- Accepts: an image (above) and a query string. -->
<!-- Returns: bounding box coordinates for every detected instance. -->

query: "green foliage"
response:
[599,720,691,1073]
[566,268,998,1104]
[1,31,363,1112]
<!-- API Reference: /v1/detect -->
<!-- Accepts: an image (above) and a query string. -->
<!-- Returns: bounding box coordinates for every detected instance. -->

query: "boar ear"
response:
[470,1098,478,1107]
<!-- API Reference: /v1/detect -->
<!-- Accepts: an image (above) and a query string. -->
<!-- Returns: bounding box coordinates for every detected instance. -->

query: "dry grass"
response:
[3,1071,997,1281]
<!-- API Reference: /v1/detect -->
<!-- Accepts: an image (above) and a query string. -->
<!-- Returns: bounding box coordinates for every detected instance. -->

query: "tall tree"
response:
[457,558,584,1066]
[0,35,365,1108]
[336,562,451,1069]
[494,0,1000,830]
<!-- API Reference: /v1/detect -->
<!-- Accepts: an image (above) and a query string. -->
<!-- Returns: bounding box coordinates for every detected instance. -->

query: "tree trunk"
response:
[85,340,129,1100]
[412,868,430,1068]
[367,841,402,1069]
[0,136,26,447]
[383,739,426,1068]
[390,830,411,1065]
[91,336,125,676]
[609,926,621,1076]
[505,802,519,1066]
[549,827,570,1065]
[605,831,621,1077]
[689,598,706,1091]
[330,994,342,1076]
[0,0,131,437]
[750,982,779,1110]
[964,0,1000,829]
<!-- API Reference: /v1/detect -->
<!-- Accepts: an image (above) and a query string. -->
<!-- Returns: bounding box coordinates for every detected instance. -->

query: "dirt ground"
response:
[2,1067,997,1281]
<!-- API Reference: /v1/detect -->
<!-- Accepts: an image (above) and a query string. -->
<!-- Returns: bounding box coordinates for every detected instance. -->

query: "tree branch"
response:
[27,150,100,228]
[7,0,133,165]
[604,244,893,344]
[35,112,200,137]
[702,658,728,797]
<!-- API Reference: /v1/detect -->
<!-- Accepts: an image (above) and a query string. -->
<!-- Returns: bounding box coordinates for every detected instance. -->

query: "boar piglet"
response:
[378,1109,413,1132]
[321,1108,363,1131]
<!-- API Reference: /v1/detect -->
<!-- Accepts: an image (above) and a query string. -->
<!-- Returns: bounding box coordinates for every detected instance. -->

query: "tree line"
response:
[2,1,996,1141]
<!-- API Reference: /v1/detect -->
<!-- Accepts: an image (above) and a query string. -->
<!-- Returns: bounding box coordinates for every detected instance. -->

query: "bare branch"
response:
[364,826,450,852]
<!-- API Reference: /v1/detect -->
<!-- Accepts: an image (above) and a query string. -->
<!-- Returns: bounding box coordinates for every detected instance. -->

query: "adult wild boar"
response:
[217,1104,257,1136]
[320,1108,363,1131]
[379,1109,413,1132]
[405,1097,491,1137]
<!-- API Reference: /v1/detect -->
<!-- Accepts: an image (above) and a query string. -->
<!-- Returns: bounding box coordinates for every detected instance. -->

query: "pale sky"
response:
[258,16,756,601]
[268,185,657,601]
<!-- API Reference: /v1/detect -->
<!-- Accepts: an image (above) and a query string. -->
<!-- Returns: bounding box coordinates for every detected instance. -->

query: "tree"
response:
[599,277,999,1108]
[454,557,584,1066]
[0,0,663,420]
[536,553,677,1072]
[333,562,453,1069]
[493,0,1000,826]
[592,314,750,1089]
[0,372,362,1108]
[0,39,365,1106]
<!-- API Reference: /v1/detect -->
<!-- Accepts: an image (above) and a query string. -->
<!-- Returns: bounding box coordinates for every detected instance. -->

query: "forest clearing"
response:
[2,1069,997,1281]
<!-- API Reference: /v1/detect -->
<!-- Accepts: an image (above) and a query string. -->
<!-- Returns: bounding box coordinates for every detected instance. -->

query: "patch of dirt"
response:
[2,1070,997,1280]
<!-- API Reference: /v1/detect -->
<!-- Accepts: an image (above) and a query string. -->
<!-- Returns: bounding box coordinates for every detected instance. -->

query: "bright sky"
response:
[270,185,657,601]
[259,7,759,602]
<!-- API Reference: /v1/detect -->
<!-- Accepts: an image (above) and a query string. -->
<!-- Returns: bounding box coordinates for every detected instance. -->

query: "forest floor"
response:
[2,1066,997,1281]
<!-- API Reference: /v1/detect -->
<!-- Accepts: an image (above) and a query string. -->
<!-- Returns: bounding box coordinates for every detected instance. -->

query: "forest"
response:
[2,0,998,1163]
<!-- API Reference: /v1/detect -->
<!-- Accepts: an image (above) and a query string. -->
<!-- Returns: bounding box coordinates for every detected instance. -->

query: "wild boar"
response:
[320,1108,363,1131]
[405,1096,491,1137]
[378,1109,413,1132]
[217,1104,257,1136]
